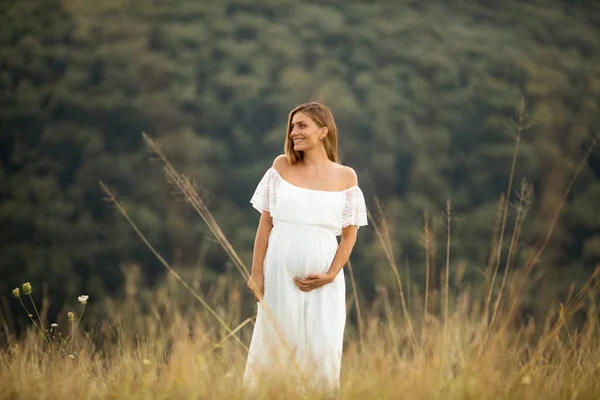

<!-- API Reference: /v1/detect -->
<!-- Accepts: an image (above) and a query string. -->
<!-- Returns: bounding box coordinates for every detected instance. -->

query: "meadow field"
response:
[1,134,598,400]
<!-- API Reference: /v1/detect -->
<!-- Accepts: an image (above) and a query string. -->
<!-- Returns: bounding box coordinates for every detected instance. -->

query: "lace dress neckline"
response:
[270,167,358,194]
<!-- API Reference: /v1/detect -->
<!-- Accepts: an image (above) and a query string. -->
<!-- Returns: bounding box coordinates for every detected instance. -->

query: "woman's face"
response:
[289,111,326,152]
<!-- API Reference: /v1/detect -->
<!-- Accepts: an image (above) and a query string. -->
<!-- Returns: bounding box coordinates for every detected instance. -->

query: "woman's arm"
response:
[248,155,288,300]
[293,225,357,291]
[251,211,273,275]
[247,206,273,302]
[325,225,358,279]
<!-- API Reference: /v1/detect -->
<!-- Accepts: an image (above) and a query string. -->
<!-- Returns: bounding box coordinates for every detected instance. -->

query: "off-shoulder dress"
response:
[243,167,368,392]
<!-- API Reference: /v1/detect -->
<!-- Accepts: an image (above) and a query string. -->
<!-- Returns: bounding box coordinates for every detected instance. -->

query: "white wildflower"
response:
[78,295,89,305]
[51,323,58,328]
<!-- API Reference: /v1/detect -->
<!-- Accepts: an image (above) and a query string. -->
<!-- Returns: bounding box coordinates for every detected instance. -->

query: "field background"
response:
[1,0,600,398]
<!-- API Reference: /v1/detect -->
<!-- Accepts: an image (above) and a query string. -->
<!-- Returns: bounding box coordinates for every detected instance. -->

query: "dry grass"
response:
[1,272,599,400]
[1,118,599,399]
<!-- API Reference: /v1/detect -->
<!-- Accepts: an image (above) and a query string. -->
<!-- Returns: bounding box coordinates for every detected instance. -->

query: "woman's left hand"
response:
[293,273,335,292]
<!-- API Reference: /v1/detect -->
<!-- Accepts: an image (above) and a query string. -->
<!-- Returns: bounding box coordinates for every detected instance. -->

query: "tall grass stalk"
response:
[100,181,248,352]
[484,98,526,326]
[422,218,432,320]
[142,132,250,280]
[369,200,417,346]
[444,199,453,348]
[488,180,532,332]
[15,293,49,347]
[500,133,599,335]
[347,260,365,350]
[26,293,47,345]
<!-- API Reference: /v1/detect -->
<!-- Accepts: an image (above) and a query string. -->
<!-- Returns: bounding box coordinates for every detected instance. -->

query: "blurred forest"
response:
[1,0,599,329]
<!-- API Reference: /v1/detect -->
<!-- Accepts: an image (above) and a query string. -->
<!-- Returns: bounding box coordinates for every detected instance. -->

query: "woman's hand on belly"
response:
[293,272,335,292]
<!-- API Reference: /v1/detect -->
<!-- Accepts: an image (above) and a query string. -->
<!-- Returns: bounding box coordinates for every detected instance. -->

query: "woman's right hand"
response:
[247,272,264,302]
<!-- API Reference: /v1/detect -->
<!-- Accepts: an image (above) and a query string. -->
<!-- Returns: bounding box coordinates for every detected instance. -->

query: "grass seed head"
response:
[22,282,32,294]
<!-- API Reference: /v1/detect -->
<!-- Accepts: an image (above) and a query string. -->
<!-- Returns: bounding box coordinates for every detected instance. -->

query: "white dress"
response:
[243,167,368,393]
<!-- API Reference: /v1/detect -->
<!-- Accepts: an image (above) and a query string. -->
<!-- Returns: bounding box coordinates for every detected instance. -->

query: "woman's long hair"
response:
[284,102,339,164]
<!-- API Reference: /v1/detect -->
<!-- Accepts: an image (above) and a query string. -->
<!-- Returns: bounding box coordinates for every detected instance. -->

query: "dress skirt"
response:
[243,219,346,392]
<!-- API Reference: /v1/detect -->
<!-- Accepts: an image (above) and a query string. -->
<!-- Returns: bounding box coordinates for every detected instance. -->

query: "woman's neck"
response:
[301,146,330,169]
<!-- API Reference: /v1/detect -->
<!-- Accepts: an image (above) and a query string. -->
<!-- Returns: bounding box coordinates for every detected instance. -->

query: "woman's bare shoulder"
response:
[337,164,358,188]
[272,154,290,174]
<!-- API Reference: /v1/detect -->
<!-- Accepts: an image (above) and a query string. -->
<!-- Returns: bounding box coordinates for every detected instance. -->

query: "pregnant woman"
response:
[243,102,367,395]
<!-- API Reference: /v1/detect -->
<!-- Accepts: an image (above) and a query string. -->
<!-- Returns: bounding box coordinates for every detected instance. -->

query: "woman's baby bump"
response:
[269,223,338,278]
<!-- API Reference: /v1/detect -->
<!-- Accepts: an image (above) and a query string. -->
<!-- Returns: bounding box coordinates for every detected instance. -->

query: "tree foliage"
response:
[1,0,599,322]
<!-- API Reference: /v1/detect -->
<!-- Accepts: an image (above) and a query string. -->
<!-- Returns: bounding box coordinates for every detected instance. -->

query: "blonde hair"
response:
[284,102,339,164]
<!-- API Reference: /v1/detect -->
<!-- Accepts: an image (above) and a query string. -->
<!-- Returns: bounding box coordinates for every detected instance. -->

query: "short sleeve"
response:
[250,167,280,213]
[341,186,368,228]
